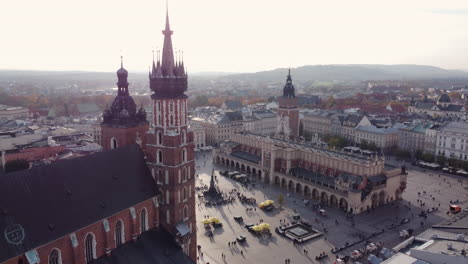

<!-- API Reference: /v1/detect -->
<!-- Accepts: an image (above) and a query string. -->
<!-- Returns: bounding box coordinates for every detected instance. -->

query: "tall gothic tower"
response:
[101,58,149,151]
[145,9,196,261]
[276,69,299,140]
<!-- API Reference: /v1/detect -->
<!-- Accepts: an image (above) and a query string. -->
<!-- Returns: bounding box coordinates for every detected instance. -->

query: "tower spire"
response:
[161,1,175,77]
[165,0,170,31]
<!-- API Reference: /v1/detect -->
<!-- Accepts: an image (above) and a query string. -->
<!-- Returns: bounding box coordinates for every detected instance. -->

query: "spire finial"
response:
[120,55,123,68]
[165,0,170,31]
[152,50,155,62]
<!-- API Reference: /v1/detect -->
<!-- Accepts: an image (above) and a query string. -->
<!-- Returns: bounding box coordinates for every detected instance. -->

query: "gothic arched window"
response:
[183,187,187,201]
[141,208,148,233]
[157,131,162,145]
[182,167,187,182]
[48,249,61,264]
[84,233,96,264]
[182,149,187,163]
[111,137,118,149]
[158,150,163,164]
[169,101,174,112]
[115,220,124,247]
[158,170,163,184]
[183,205,188,220]
[182,130,186,144]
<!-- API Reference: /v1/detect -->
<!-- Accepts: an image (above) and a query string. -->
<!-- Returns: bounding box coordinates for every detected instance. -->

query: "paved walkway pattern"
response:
[194,151,467,264]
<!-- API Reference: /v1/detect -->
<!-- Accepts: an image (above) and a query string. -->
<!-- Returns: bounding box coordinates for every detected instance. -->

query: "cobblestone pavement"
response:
[194,151,466,264]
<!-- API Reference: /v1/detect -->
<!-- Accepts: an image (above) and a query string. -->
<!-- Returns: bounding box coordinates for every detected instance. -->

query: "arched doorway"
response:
[288,180,294,191]
[274,176,280,185]
[339,198,348,211]
[247,166,251,174]
[221,157,225,166]
[295,183,302,193]
[281,178,287,188]
[395,189,402,200]
[235,162,240,170]
[216,156,220,164]
[252,168,257,176]
[379,191,386,206]
[320,192,328,204]
[312,189,319,200]
[258,170,262,180]
[231,160,235,168]
[241,164,245,172]
[371,193,378,208]
[330,195,338,207]
[304,185,311,197]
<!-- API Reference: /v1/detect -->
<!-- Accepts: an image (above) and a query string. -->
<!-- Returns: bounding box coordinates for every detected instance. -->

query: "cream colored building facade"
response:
[0,105,29,121]
[214,133,406,214]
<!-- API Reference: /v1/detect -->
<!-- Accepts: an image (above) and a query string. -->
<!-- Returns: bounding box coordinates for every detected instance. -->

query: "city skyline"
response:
[2,0,468,73]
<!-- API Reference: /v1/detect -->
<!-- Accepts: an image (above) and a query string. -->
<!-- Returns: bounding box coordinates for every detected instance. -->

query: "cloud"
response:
[427,9,468,16]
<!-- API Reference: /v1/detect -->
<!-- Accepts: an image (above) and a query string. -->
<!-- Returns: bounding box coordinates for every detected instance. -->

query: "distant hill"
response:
[220,64,468,82]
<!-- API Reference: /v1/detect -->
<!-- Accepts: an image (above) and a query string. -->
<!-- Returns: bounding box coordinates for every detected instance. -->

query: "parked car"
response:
[236,235,246,242]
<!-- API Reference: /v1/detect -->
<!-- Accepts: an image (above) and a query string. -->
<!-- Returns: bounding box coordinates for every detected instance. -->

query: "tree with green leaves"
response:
[278,194,284,209]
[436,155,447,166]
[422,153,435,163]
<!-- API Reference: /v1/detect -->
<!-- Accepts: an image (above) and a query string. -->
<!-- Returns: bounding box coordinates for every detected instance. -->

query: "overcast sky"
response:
[2,0,468,73]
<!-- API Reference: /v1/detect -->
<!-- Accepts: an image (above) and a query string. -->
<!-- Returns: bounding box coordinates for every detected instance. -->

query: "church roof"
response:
[222,100,243,110]
[282,69,295,98]
[0,144,158,263]
[95,229,194,264]
[438,94,451,103]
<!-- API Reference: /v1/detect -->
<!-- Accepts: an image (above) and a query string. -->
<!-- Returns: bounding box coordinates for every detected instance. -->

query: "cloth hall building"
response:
[214,71,406,214]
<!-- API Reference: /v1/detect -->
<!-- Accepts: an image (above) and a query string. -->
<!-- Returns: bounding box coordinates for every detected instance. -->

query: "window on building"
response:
[182,167,187,182]
[183,187,187,201]
[166,209,170,224]
[182,149,187,162]
[115,220,124,247]
[166,190,170,205]
[85,233,96,264]
[182,130,186,144]
[140,208,148,233]
[48,249,61,264]
[177,190,181,203]
[183,205,188,220]
[111,138,118,149]
[158,170,163,184]
[158,150,163,164]
[157,131,162,145]
[165,171,169,184]
[169,101,174,112]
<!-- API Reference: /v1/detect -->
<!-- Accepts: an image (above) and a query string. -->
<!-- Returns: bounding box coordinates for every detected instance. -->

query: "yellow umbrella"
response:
[259,223,270,230]
[201,219,211,224]
[259,202,265,208]
[265,200,274,204]
[252,225,262,231]
[209,217,220,224]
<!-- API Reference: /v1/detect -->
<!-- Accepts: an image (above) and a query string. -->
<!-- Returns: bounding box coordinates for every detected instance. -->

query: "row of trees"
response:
[359,140,379,152]
[323,135,350,149]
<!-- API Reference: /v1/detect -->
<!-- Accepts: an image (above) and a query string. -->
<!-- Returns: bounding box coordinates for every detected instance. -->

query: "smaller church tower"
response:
[276,69,299,140]
[101,58,149,151]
